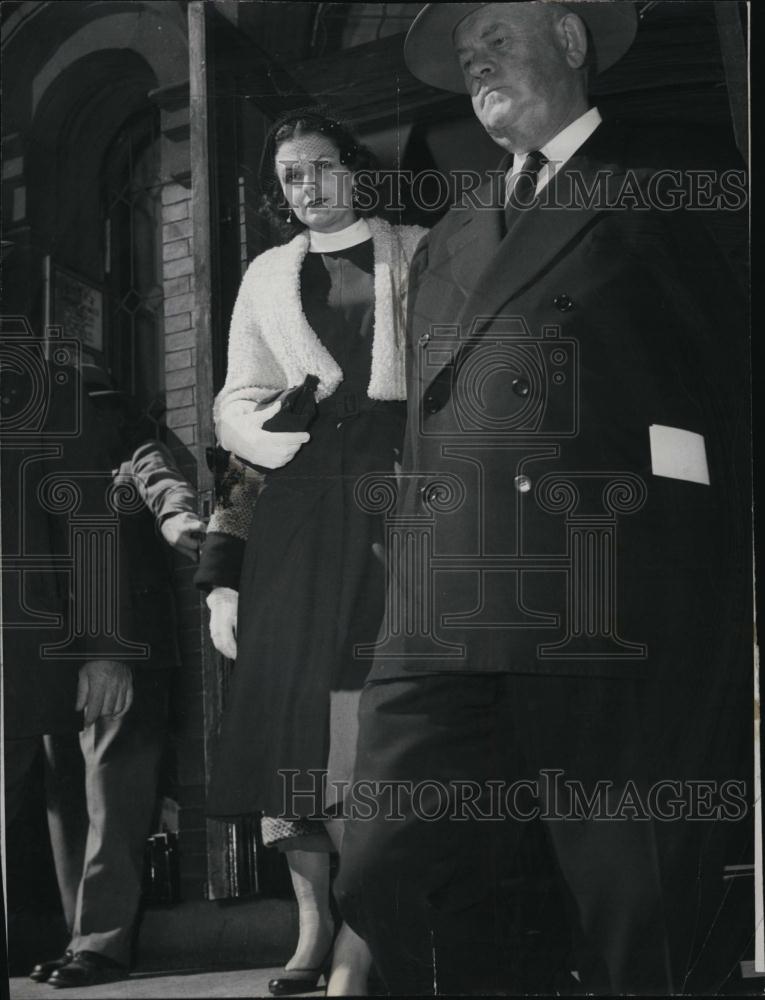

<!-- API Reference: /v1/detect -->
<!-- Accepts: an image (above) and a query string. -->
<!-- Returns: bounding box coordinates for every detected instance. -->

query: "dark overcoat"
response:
[1,360,135,739]
[367,121,750,775]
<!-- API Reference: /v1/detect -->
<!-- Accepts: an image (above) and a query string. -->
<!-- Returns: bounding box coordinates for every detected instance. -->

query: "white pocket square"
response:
[649,424,710,485]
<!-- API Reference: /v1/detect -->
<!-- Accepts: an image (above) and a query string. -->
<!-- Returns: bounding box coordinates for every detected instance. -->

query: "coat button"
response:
[514,474,532,493]
[418,332,430,346]
[423,394,440,414]
[554,293,574,312]
[512,378,530,398]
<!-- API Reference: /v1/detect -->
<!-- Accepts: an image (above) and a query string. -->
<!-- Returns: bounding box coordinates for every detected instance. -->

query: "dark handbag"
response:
[259,373,319,433]
[240,373,319,474]
[206,375,320,502]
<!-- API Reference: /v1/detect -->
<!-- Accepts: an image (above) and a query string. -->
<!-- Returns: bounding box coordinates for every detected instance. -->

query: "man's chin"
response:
[482,117,516,147]
[480,104,515,136]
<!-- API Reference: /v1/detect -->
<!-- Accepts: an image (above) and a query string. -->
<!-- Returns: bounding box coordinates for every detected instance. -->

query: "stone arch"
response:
[26,48,161,292]
[30,5,187,117]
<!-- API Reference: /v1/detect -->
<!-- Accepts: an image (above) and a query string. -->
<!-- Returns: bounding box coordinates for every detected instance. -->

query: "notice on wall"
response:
[53,267,103,353]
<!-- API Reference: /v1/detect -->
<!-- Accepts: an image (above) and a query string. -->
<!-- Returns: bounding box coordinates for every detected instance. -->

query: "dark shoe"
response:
[268,961,330,996]
[48,951,127,989]
[29,951,74,983]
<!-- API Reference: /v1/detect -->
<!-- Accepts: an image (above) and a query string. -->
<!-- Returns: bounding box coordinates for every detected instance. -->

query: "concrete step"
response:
[135,897,297,971]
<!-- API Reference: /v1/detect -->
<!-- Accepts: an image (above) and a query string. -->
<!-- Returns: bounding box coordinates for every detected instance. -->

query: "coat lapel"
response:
[457,149,621,332]
[419,122,629,396]
[445,185,505,299]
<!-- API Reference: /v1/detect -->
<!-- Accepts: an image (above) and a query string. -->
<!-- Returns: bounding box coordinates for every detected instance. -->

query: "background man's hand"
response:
[76,660,134,727]
[161,511,207,559]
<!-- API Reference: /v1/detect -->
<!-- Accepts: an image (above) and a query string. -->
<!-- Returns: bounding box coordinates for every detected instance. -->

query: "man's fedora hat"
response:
[80,363,124,399]
[404,2,638,93]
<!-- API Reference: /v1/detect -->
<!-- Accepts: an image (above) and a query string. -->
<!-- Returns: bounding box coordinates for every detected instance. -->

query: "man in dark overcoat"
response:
[3,350,135,824]
[29,367,205,988]
[335,3,751,995]
[3,347,137,971]
[2,351,205,987]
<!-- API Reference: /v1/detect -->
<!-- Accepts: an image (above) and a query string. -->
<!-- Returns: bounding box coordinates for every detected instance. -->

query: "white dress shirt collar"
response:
[540,106,602,170]
[509,106,603,194]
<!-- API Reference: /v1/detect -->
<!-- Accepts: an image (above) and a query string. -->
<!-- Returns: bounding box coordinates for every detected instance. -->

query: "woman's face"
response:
[275,131,356,234]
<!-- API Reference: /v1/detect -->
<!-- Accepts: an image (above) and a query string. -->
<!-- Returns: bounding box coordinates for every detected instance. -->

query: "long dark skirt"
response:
[206,402,405,818]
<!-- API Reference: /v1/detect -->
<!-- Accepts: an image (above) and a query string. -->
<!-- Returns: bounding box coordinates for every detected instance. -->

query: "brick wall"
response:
[162,183,197,449]
[159,169,209,899]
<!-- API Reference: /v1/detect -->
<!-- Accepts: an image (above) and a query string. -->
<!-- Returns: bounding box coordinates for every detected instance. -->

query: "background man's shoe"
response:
[48,951,127,988]
[29,951,73,983]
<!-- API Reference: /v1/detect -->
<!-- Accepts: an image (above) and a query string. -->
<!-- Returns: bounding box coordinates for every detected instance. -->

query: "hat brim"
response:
[79,362,123,397]
[404,2,638,94]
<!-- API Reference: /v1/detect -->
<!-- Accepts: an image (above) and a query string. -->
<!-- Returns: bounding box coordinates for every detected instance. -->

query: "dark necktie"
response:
[503,150,548,233]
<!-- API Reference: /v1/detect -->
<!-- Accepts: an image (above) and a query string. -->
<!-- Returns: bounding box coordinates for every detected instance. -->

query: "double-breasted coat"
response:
[367,121,750,769]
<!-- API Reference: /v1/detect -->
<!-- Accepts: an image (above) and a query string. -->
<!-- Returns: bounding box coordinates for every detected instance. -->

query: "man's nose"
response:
[469,52,496,86]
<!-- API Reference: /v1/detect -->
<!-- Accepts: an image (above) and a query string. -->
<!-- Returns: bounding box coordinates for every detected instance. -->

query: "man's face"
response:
[454,3,579,151]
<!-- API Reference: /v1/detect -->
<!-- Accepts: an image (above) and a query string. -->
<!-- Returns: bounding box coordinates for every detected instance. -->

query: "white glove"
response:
[161,511,207,559]
[207,586,239,660]
[217,400,310,469]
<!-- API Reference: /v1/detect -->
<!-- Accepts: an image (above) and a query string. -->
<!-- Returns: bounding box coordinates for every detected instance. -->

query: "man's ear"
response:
[556,11,589,70]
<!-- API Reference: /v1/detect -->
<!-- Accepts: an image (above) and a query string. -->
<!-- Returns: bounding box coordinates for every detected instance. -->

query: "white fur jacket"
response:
[205,216,426,550]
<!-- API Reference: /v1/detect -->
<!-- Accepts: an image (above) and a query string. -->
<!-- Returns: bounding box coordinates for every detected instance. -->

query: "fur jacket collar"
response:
[215,216,427,424]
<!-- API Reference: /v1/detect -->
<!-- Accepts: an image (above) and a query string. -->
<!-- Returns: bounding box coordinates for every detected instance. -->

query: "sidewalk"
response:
[8,898,311,999]
[9,967,322,999]
[10,963,763,997]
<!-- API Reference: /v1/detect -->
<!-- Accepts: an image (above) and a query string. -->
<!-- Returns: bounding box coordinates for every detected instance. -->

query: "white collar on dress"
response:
[308,217,372,253]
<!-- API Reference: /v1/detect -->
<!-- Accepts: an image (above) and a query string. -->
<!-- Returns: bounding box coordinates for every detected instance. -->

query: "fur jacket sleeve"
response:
[196,217,427,592]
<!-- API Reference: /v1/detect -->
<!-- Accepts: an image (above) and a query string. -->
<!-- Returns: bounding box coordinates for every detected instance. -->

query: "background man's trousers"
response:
[335,673,677,996]
[43,671,169,967]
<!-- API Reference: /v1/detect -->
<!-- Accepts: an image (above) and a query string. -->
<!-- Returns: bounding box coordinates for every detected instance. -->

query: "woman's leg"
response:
[283,849,335,971]
[324,819,373,997]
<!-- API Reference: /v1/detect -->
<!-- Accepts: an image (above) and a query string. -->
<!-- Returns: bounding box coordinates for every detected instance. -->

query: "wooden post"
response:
[188,0,230,901]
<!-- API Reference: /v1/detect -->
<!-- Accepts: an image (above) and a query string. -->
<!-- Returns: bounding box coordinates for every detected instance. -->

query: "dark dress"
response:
[206,239,406,818]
